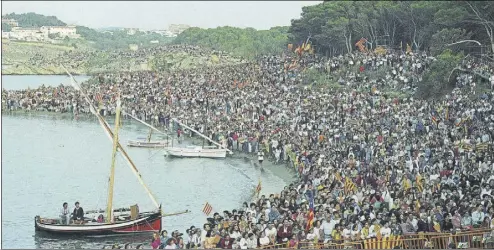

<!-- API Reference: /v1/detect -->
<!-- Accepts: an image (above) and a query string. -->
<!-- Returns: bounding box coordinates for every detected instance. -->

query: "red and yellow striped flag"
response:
[203,202,213,216]
[255,178,262,197]
[344,177,357,194]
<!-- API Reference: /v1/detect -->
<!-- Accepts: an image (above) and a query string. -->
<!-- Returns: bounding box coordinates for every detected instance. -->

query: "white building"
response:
[1,18,19,27]
[40,25,79,39]
[9,27,44,41]
[126,28,138,35]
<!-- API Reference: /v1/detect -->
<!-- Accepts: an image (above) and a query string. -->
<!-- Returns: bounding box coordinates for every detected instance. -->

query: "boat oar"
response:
[161,209,190,217]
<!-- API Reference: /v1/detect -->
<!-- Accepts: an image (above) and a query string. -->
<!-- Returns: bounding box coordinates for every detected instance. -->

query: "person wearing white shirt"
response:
[246,233,257,249]
[380,222,391,238]
[59,202,70,225]
[259,232,270,247]
[264,223,277,243]
[321,217,336,242]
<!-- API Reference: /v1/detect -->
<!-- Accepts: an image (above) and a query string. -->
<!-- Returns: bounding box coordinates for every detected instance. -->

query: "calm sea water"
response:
[1,76,292,249]
[1,75,91,90]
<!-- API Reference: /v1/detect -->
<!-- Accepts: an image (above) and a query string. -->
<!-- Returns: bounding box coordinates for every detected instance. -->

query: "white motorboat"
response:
[165,145,227,158]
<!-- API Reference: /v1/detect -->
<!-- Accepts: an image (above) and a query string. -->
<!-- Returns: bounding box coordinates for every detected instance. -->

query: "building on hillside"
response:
[1,18,19,27]
[40,25,79,39]
[126,28,139,35]
[167,24,190,36]
[2,31,10,39]
[151,30,168,36]
[9,27,44,41]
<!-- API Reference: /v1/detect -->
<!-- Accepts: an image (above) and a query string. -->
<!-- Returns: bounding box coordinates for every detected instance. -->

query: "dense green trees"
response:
[2,23,12,32]
[2,12,66,27]
[288,1,494,57]
[173,26,289,59]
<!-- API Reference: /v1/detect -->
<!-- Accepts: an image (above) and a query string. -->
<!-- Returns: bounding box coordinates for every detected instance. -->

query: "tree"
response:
[2,23,12,32]
[48,33,58,39]
[416,49,463,99]
[173,26,288,59]
[288,2,492,57]
[2,12,66,27]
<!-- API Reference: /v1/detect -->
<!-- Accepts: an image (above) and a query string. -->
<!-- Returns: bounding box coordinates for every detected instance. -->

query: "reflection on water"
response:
[34,233,151,249]
[3,114,290,249]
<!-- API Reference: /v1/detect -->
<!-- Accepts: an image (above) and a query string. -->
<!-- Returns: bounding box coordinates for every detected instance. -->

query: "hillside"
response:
[1,40,243,75]
[173,26,289,59]
[2,12,66,27]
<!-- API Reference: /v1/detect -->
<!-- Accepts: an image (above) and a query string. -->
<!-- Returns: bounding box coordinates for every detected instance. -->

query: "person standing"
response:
[258,150,264,166]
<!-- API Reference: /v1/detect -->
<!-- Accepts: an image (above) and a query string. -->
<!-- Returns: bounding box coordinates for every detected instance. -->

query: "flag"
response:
[255,178,262,197]
[304,43,311,52]
[431,110,439,126]
[203,202,213,216]
[403,178,411,191]
[416,174,423,191]
[334,172,342,182]
[476,143,489,153]
[433,221,441,232]
[306,190,315,231]
[375,224,382,240]
[344,177,357,194]
[415,200,421,213]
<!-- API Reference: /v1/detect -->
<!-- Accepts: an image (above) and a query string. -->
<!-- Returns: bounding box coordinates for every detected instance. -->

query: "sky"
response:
[1,1,321,30]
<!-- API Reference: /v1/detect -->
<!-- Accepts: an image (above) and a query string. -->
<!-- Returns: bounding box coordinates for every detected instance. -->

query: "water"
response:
[1,75,91,90]
[1,76,293,249]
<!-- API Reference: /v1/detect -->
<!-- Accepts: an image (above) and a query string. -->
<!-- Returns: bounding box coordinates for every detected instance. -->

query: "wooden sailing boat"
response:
[127,128,170,148]
[34,67,187,235]
[164,118,231,159]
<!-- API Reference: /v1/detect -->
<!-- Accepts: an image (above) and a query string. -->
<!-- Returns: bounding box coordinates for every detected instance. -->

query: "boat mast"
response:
[61,65,161,210]
[172,118,232,153]
[106,98,122,223]
[147,128,153,143]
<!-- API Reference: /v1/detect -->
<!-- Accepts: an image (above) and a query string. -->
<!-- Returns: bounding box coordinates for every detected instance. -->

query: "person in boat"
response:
[72,201,84,223]
[60,202,70,225]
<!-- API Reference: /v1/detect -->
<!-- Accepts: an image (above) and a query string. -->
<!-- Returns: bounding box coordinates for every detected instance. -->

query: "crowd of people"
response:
[4,45,494,249]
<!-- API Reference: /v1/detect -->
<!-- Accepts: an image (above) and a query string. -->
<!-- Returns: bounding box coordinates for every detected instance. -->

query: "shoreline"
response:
[1,72,89,76]
[3,110,299,186]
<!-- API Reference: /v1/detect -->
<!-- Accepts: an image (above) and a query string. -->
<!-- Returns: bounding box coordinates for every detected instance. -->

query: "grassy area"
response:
[2,40,243,75]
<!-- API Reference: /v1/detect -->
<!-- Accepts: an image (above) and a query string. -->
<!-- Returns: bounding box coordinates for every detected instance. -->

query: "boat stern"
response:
[34,215,41,231]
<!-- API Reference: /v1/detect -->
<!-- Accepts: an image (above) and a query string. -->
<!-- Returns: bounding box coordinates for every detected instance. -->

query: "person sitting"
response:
[60,202,70,225]
[97,214,104,223]
[72,201,84,224]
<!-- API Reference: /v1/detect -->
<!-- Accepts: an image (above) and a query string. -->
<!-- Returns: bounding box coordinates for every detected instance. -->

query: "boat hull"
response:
[34,212,162,235]
[165,147,227,158]
[127,140,169,148]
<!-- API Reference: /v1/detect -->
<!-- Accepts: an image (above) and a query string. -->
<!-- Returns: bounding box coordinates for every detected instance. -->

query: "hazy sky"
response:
[2,1,321,30]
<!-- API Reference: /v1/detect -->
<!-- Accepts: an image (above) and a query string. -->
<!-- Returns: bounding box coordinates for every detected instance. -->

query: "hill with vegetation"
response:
[173,26,289,59]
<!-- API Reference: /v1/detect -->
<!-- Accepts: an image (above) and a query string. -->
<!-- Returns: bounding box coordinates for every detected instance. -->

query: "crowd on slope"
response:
[3,48,494,249]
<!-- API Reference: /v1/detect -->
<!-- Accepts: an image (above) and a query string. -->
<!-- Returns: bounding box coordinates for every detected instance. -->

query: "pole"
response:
[106,97,121,223]
[172,118,232,153]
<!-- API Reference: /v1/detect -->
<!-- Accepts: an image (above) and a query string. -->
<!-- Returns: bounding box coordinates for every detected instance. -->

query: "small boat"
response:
[127,140,169,148]
[164,118,233,159]
[165,145,227,158]
[35,67,188,236]
[128,128,170,148]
